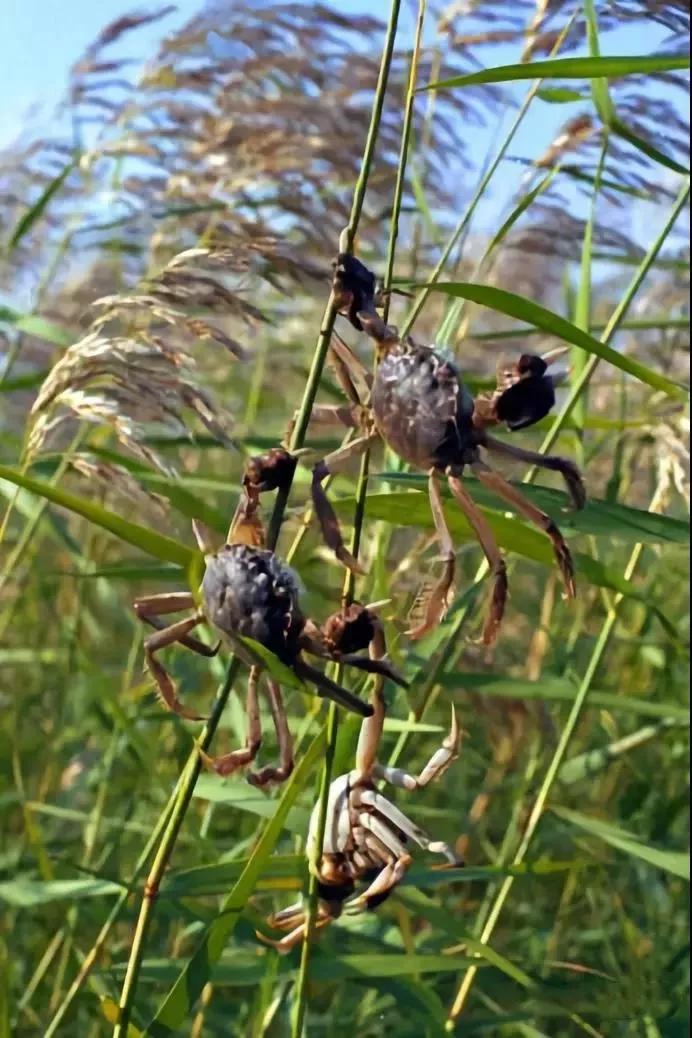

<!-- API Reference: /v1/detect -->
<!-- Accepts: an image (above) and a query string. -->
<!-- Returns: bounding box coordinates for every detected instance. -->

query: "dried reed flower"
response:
[28,331,235,474]
[70,454,170,519]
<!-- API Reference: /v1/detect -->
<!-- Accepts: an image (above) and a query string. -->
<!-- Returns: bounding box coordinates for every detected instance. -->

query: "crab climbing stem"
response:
[258,700,463,951]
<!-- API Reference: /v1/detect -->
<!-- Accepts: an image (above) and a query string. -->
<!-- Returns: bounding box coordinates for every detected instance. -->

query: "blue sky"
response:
[0,1,193,145]
[0,1,683,246]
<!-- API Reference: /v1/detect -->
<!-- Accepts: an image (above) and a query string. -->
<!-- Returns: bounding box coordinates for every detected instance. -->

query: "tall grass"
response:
[0,2,689,1036]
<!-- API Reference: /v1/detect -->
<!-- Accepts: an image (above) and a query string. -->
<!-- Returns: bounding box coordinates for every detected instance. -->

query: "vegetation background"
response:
[0,1,689,1036]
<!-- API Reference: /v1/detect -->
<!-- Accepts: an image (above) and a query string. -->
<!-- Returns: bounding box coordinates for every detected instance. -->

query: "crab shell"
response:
[200,543,304,665]
[371,341,478,472]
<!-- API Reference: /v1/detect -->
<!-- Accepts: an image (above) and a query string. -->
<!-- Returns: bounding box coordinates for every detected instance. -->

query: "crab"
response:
[304,253,586,643]
[133,448,407,786]
[258,684,462,952]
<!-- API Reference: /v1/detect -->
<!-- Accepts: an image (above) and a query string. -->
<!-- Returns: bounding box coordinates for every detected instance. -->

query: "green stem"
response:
[116,5,404,1035]
[112,657,241,1038]
[399,11,578,339]
[528,174,690,469]
[288,7,407,1035]
[445,502,657,1027]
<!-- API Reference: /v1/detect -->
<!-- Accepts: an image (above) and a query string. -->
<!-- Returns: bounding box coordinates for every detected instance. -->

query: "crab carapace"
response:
[305,255,585,643]
[258,685,462,951]
[133,449,407,786]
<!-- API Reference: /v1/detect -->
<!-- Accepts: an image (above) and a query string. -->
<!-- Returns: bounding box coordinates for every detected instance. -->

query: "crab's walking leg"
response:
[346,854,413,913]
[248,679,294,787]
[374,707,461,792]
[142,613,208,720]
[134,593,219,656]
[200,666,262,776]
[311,433,379,575]
[256,902,336,953]
[284,403,359,448]
[354,682,386,781]
[446,474,508,646]
[482,433,586,510]
[472,462,577,598]
[407,469,456,640]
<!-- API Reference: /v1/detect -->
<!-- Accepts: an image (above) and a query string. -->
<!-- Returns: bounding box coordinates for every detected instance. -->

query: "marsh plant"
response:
[0,2,689,1036]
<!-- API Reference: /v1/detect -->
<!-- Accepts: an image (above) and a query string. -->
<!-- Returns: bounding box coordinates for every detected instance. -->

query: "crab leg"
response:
[345,852,412,913]
[311,432,379,574]
[200,666,262,776]
[446,474,508,646]
[134,593,219,657]
[407,470,456,640]
[359,812,408,859]
[247,679,294,787]
[373,707,461,791]
[471,461,576,598]
[482,433,586,510]
[142,613,208,720]
[357,789,460,866]
[354,685,386,781]
[257,902,336,953]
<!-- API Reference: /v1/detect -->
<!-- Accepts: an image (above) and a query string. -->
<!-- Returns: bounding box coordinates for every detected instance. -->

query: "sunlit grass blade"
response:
[418,283,687,398]
[370,476,690,544]
[5,160,76,253]
[0,304,75,347]
[439,673,689,723]
[143,732,324,1034]
[552,806,690,880]
[422,54,690,91]
[557,719,686,784]
[0,463,195,567]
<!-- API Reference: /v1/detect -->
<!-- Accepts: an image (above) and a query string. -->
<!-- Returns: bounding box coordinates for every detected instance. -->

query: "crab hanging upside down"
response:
[303,252,586,644]
[258,687,463,952]
[133,448,407,786]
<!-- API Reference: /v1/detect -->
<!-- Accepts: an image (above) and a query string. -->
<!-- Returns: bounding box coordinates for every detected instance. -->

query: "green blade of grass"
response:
[422,54,691,91]
[612,115,690,176]
[438,673,689,723]
[6,160,76,253]
[552,806,690,879]
[557,719,686,784]
[370,475,690,544]
[417,282,687,399]
[0,464,195,567]
[0,304,76,347]
[143,731,324,1035]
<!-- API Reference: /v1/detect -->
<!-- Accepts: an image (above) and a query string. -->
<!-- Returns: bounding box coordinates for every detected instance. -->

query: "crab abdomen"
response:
[372,344,476,470]
[308,773,352,856]
[201,544,302,662]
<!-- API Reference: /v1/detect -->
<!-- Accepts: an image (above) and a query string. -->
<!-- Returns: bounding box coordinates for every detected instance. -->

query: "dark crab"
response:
[306,254,586,643]
[258,684,462,952]
[133,449,407,786]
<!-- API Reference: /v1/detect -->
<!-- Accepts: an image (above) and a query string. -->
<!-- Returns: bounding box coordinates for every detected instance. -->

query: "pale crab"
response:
[133,448,407,786]
[303,253,586,644]
[258,684,462,951]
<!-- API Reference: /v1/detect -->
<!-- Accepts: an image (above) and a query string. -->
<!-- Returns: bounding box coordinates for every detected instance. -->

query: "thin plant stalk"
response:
[115,3,403,1034]
[529,174,691,468]
[399,9,578,338]
[289,5,409,1034]
[444,172,690,1032]
[388,172,691,779]
[445,485,665,1027]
